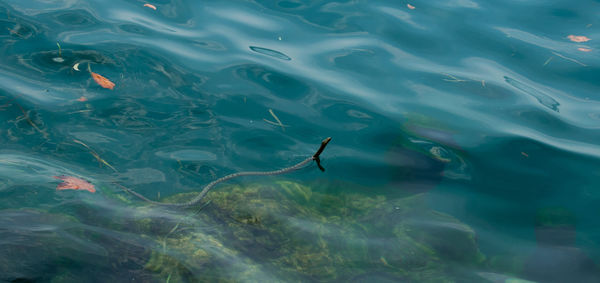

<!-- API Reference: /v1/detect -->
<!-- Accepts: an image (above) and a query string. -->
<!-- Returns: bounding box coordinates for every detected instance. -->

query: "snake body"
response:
[118,138,331,207]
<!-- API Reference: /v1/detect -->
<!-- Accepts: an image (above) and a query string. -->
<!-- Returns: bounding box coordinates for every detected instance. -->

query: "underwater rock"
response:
[0,209,102,282]
[522,207,600,282]
[133,180,484,281]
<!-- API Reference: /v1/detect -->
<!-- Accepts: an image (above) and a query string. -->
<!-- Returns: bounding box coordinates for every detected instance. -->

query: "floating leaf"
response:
[77,96,87,102]
[53,175,96,193]
[407,4,416,9]
[578,47,592,52]
[567,35,590,43]
[91,72,115,90]
[73,62,80,71]
[144,3,157,10]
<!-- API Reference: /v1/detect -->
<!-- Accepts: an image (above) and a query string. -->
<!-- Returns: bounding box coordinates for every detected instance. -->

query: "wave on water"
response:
[0,0,599,281]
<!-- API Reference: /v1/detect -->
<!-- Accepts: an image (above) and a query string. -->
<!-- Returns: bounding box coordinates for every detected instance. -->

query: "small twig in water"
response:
[263,118,289,128]
[265,109,287,131]
[72,139,118,172]
[442,73,468,82]
[14,102,48,139]
[7,24,24,38]
[67,109,93,114]
[551,52,587,67]
[166,201,209,237]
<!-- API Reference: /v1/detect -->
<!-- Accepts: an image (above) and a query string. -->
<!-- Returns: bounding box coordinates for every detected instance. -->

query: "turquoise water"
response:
[1,0,599,282]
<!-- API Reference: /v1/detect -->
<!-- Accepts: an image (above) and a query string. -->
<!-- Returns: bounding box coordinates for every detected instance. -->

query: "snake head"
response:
[313,137,331,172]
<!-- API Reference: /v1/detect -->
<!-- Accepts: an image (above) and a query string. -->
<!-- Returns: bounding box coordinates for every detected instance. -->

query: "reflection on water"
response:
[1,0,599,282]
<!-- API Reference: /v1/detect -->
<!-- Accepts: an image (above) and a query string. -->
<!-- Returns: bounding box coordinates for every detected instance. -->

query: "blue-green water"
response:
[1,0,599,282]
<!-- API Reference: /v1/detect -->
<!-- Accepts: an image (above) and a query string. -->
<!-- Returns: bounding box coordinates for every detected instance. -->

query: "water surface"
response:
[1,0,599,282]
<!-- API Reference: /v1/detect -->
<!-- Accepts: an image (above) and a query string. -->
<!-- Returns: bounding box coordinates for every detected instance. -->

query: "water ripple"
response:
[1,0,599,281]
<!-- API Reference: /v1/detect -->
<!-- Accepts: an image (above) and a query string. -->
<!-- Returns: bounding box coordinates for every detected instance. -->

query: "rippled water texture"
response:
[1,0,599,282]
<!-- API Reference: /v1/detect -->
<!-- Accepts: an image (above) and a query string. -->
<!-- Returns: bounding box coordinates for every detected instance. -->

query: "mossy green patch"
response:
[132,181,483,281]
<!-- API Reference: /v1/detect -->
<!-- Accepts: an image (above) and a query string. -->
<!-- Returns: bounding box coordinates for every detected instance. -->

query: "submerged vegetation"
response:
[1,180,486,281]
[132,181,484,282]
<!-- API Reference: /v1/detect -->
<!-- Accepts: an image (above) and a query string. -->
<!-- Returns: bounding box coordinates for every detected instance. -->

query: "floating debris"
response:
[14,101,49,139]
[91,72,115,90]
[578,47,592,52]
[263,118,289,128]
[87,63,116,89]
[73,62,80,71]
[144,3,157,10]
[551,51,587,67]
[54,175,96,193]
[380,256,391,267]
[73,139,118,172]
[52,42,64,63]
[407,4,416,10]
[264,109,288,131]
[543,56,553,66]
[567,35,590,43]
[429,146,451,163]
[249,46,291,61]
[442,73,468,82]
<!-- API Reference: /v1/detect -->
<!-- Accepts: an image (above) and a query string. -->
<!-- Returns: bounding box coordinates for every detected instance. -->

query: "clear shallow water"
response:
[0,0,599,282]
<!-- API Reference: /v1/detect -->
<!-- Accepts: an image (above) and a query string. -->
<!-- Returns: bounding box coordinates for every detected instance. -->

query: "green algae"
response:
[132,180,484,282]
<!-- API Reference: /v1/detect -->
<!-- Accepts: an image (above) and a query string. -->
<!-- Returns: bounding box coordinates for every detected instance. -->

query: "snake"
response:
[116,137,331,207]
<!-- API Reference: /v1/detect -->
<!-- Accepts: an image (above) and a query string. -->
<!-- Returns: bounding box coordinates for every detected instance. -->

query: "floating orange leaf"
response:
[567,35,590,43]
[91,72,115,90]
[76,96,88,102]
[54,175,96,193]
[407,4,416,9]
[144,3,157,10]
[578,47,592,52]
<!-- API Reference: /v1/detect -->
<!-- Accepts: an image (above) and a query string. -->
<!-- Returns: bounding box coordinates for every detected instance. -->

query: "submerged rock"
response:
[0,209,152,282]
[135,180,484,282]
